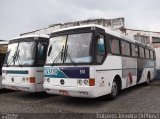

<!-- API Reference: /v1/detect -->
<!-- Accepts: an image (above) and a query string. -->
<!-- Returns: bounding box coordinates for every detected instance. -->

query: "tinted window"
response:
[150,50,154,59]
[139,47,145,58]
[131,44,138,57]
[97,35,105,63]
[38,42,48,65]
[121,41,130,56]
[110,38,120,54]
[145,49,150,59]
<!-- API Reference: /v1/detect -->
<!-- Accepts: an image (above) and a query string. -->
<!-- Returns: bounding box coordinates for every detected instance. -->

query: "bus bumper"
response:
[2,81,36,92]
[43,83,98,98]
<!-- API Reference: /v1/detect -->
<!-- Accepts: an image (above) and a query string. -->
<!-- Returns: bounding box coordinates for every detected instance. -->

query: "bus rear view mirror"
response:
[135,47,138,54]
[48,45,52,56]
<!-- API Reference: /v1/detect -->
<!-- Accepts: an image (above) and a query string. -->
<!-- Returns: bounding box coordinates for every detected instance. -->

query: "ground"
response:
[0,78,160,119]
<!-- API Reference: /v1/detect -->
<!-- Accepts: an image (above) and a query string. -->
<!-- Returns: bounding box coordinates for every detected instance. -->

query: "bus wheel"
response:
[109,79,119,99]
[145,73,150,85]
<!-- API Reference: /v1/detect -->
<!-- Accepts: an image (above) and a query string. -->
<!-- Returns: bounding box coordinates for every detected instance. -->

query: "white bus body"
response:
[2,35,49,92]
[155,48,160,79]
[0,41,8,89]
[43,25,156,98]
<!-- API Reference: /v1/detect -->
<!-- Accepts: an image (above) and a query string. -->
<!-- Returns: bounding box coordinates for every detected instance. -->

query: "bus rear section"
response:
[2,35,49,92]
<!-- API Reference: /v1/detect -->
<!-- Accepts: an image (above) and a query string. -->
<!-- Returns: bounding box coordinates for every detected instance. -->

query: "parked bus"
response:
[2,35,49,92]
[0,41,8,89]
[155,48,160,80]
[43,25,156,98]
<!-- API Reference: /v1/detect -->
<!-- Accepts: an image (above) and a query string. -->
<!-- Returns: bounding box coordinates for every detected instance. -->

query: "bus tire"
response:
[145,72,150,85]
[109,79,119,99]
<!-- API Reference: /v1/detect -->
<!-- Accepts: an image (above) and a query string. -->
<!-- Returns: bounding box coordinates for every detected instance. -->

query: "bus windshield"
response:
[6,41,35,66]
[46,33,92,65]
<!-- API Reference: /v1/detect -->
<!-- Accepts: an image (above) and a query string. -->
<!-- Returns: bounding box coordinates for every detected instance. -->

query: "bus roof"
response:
[0,41,8,45]
[50,24,154,50]
[11,34,49,40]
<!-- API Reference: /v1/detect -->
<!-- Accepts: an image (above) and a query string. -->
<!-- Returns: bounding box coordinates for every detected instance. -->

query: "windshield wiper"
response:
[6,49,22,67]
[51,45,65,66]
[6,50,17,66]
[64,45,76,65]
[14,50,22,67]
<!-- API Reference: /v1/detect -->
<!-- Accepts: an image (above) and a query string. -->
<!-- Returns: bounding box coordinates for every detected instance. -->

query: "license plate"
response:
[59,90,69,96]
[11,86,17,90]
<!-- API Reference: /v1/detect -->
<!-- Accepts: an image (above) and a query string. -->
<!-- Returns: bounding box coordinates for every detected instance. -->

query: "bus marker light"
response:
[89,79,95,86]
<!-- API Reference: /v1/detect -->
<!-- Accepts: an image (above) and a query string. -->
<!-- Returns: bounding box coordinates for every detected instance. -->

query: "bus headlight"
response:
[22,77,29,83]
[44,78,50,83]
[84,79,89,85]
[77,79,95,86]
[78,79,83,85]
[78,79,89,86]
[22,78,25,82]
[47,78,50,83]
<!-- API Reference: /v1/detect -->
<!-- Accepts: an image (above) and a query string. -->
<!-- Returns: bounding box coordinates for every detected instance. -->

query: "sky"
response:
[0,0,160,40]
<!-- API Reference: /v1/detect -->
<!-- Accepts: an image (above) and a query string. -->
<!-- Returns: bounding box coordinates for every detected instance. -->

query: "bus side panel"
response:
[34,67,45,92]
[94,56,122,96]
[137,59,155,84]
[0,77,2,89]
[121,57,137,89]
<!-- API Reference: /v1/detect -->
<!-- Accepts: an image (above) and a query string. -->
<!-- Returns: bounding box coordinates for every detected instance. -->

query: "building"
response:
[20,18,125,36]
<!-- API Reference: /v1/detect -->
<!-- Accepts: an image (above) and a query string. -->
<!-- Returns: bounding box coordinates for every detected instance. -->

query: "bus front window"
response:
[15,42,35,65]
[6,42,35,66]
[65,33,92,63]
[6,43,18,65]
[46,33,92,65]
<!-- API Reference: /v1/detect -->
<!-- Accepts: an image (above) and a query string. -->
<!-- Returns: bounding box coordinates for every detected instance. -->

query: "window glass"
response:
[110,38,120,54]
[15,42,35,66]
[38,42,48,65]
[139,47,145,58]
[145,49,150,59]
[66,33,92,63]
[97,35,105,63]
[150,50,154,59]
[131,44,138,57]
[121,41,130,56]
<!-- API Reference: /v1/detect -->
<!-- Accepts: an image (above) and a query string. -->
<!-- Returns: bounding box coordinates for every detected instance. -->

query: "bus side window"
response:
[109,38,120,54]
[38,42,48,65]
[145,48,150,59]
[96,35,105,63]
[121,41,131,56]
[131,44,138,57]
[150,50,154,59]
[139,47,145,58]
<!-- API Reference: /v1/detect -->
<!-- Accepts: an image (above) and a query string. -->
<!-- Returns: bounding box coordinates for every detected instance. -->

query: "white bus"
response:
[0,41,8,89]
[2,35,49,92]
[43,25,156,98]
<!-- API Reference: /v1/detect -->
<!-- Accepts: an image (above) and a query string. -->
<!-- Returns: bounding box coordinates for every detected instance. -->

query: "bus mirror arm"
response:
[48,45,52,56]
